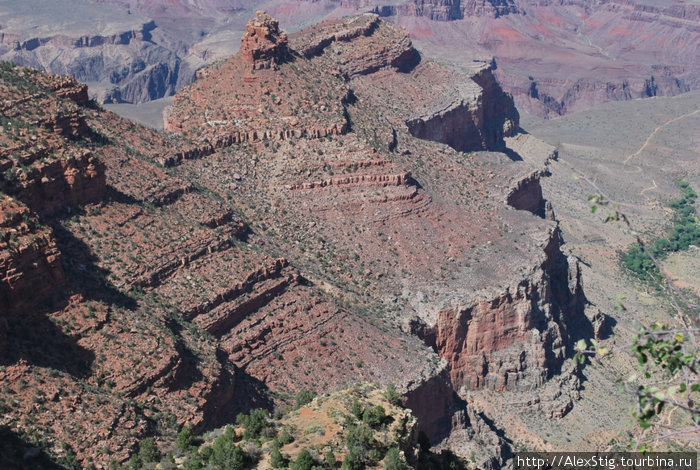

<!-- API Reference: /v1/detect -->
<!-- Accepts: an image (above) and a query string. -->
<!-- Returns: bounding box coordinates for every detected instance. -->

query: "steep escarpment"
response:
[293,13,421,77]
[410,226,584,393]
[403,62,519,152]
[349,0,521,20]
[0,196,64,314]
[162,12,590,466]
[499,69,693,117]
[506,171,545,217]
[1,11,596,467]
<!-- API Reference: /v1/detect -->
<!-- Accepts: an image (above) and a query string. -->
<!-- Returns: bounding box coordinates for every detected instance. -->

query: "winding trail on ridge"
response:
[623,108,700,164]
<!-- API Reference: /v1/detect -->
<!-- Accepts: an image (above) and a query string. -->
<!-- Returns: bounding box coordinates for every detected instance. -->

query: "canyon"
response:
[1,0,697,119]
[0,10,623,467]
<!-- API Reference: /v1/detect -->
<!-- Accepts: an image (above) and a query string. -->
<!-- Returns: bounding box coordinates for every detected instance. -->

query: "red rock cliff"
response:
[240,11,289,70]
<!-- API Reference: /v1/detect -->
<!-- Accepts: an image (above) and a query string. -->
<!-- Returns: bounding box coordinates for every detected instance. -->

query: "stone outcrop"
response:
[1,150,106,215]
[410,226,584,393]
[404,64,519,152]
[163,14,350,146]
[240,11,289,70]
[286,171,413,190]
[403,357,510,468]
[506,171,545,217]
[0,67,106,214]
[292,14,421,78]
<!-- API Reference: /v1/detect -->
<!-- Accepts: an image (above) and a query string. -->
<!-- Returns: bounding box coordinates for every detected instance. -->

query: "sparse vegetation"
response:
[148,385,466,469]
[621,180,700,281]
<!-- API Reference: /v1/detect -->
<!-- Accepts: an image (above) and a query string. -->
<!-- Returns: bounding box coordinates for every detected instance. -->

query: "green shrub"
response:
[236,409,269,439]
[279,426,295,445]
[362,405,386,428]
[384,448,407,470]
[350,400,364,420]
[294,390,315,409]
[210,433,246,469]
[291,449,314,470]
[270,441,287,468]
[325,450,337,468]
[383,383,403,407]
[138,437,161,464]
[622,180,700,281]
[176,425,200,451]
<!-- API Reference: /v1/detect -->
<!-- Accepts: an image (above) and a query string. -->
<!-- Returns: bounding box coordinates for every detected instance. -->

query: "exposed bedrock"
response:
[502,71,694,118]
[506,171,546,217]
[411,226,587,394]
[405,65,519,152]
[292,13,421,79]
[240,11,290,70]
[404,359,510,468]
[404,362,458,441]
[342,0,521,20]
[1,150,106,216]
[1,20,187,104]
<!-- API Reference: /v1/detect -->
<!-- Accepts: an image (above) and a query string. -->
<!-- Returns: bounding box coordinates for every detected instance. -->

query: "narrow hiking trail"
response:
[624,108,700,164]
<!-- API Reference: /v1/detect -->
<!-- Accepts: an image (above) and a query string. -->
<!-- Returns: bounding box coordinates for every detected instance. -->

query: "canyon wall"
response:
[336,0,520,20]
[409,225,585,395]
[0,196,65,314]
[399,63,519,152]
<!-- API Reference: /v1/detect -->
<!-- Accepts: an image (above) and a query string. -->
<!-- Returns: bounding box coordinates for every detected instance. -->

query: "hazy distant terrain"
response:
[1,0,698,118]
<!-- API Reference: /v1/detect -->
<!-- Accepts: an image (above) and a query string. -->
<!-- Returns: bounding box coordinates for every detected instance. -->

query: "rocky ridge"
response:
[162,12,590,465]
[364,0,521,20]
[0,58,440,467]
[1,11,593,468]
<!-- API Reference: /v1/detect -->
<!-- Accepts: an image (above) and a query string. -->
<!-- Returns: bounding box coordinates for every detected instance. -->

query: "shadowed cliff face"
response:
[404,65,519,152]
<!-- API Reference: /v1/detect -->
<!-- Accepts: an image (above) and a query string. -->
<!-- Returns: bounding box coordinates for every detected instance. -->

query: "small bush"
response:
[236,409,269,439]
[294,390,315,409]
[383,383,403,407]
[291,449,314,470]
[384,448,407,470]
[362,405,386,428]
[138,437,161,464]
[176,425,200,451]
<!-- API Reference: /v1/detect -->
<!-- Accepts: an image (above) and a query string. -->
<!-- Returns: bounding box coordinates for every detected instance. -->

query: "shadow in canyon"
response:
[0,298,95,378]
[49,221,137,312]
[0,426,68,470]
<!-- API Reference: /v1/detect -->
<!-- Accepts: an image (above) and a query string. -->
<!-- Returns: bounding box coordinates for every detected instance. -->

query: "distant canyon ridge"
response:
[1,0,698,117]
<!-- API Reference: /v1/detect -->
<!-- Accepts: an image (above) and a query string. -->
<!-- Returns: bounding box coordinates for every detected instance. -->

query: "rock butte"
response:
[0,12,599,467]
